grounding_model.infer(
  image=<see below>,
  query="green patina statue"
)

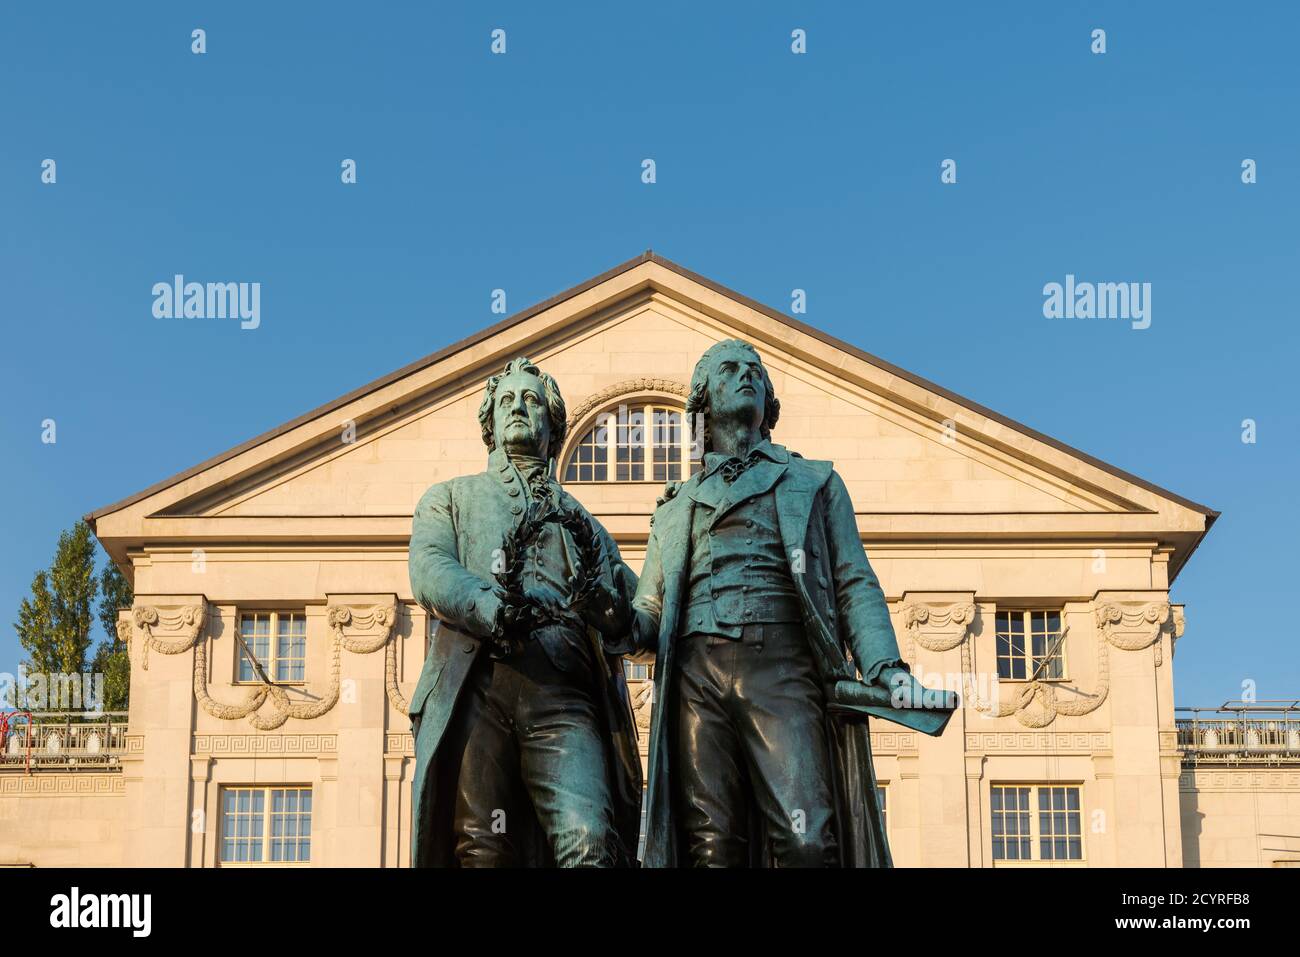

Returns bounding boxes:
[407,357,642,867]
[629,339,956,867]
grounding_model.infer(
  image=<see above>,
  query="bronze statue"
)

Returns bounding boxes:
[629,339,955,867]
[407,357,642,867]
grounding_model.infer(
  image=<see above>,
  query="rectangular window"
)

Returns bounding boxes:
[652,409,682,482]
[237,611,306,684]
[991,784,1082,863]
[995,610,1065,680]
[876,784,888,836]
[1036,785,1083,861]
[275,614,306,682]
[565,413,610,482]
[221,786,312,864]
[623,660,653,681]
[615,408,646,481]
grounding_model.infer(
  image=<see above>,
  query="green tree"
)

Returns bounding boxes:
[15,522,98,677]
[11,520,134,712]
[92,560,133,711]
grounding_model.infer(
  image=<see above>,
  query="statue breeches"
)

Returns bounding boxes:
[673,623,838,867]
[449,637,618,867]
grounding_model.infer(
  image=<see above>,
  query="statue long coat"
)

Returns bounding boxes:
[635,442,948,867]
[406,447,643,867]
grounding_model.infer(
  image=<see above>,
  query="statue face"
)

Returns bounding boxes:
[705,344,767,433]
[492,368,552,459]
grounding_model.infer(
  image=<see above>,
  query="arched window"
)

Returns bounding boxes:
[562,399,703,483]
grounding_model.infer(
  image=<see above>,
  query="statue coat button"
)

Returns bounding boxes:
[508,488,520,496]
[511,504,523,514]
[463,641,474,653]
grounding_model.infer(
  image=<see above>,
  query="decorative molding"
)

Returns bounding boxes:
[564,378,689,434]
[191,734,338,755]
[629,680,654,733]
[965,731,1111,754]
[385,733,414,756]
[961,623,1111,728]
[1180,770,1300,791]
[870,731,918,754]
[128,603,206,669]
[327,603,407,716]
[0,773,125,795]
[125,597,406,730]
[962,599,1181,729]
[1171,605,1186,659]
[194,600,399,730]
[1095,601,1181,666]
[900,601,976,659]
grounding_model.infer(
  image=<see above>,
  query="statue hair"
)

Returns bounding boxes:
[477,356,568,455]
[685,339,780,447]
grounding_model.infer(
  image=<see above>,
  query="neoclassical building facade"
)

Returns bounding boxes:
[3,254,1297,867]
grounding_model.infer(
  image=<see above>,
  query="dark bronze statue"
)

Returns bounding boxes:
[630,339,956,867]
[407,357,642,867]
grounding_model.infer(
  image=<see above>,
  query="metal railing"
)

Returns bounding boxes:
[0,712,128,772]
[1176,700,1300,767]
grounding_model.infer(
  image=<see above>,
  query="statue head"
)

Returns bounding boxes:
[478,356,567,461]
[686,339,780,451]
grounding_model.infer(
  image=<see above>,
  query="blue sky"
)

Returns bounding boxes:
[1,2,1296,706]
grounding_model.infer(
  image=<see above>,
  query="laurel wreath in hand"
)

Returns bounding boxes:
[491,499,606,652]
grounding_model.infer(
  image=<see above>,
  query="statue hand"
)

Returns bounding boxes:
[577,580,617,630]
[631,609,659,654]
[878,666,909,688]
[524,584,568,620]
[489,587,532,637]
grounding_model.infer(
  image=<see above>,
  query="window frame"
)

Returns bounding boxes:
[562,400,702,484]
[218,785,313,866]
[876,782,888,841]
[623,660,654,681]
[993,608,1068,682]
[234,610,307,686]
[989,783,1085,866]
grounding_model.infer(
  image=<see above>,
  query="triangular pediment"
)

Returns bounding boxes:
[89,253,1215,578]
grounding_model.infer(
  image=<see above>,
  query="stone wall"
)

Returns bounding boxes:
[0,775,126,867]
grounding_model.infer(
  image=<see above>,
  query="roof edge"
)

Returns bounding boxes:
[644,252,1218,521]
[86,251,657,526]
[87,250,1219,549]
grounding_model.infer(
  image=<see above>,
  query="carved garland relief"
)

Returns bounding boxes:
[898,599,1182,729]
[124,600,408,730]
